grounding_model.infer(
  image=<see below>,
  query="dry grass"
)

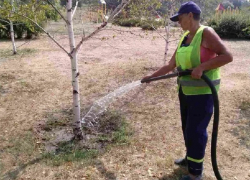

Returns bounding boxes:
[0,21,250,180]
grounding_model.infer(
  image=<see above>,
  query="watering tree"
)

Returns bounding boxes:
[1,0,131,140]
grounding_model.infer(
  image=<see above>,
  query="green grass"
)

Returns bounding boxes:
[97,121,132,144]
[42,110,72,131]
[42,141,99,166]
[239,100,250,111]
[7,131,35,158]
[0,48,37,59]
[95,110,133,145]
[112,121,132,144]
[42,110,133,166]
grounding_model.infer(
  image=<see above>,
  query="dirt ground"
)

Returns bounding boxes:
[0,23,250,180]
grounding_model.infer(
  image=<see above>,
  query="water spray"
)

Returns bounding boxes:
[81,81,142,126]
[141,70,223,180]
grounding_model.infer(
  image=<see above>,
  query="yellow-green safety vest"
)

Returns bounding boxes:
[176,25,220,95]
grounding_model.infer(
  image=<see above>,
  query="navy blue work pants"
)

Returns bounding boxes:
[178,87,214,176]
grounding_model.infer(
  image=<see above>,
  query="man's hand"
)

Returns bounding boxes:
[191,66,204,79]
[141,75,153,83]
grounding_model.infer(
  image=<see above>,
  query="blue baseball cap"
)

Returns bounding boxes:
[170,1,201,22]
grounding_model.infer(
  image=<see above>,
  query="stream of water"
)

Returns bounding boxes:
[81,80,142,127]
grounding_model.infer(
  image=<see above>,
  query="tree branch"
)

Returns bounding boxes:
[46,0,69,25]
[168,39,179,43]
[0,19,10,25]
[74,22,107,54]
[13,12,71,57]
[150,5,162,19]
[72,1,78,18]
[107,0,131,23]
[104,28,148,38]
[0,18,25,26]
[73,0,131,54]
[16,40,31,48]
[142,21,167,41]
[73,1,129,54]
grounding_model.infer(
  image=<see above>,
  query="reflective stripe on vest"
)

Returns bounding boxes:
[187,156,204,163]
[179,79,221,87]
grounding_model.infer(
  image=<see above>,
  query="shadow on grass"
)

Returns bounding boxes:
[1,107,131,180]
[0,156,117,180]
[0,157,43,180]
[94,160,117,180]
[159,166,187,180]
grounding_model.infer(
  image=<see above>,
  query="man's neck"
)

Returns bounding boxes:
[189,23,201,36]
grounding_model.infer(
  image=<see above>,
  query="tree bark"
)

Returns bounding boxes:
[10,0,17,54]
[66,0,84,140]
[163,0,174,65]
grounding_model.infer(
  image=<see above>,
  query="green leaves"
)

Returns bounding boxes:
[208,10,250,39]
[128,0,162,19]
[0,0,60,39]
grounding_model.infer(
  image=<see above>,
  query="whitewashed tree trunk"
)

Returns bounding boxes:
[66,0,84,140]
[163,30,169,65]
[163,0,174,65]
[10,0,17,54]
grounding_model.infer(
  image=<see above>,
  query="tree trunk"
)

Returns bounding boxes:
[66,0,84,140]
[163,1,174,65]
[10,0,17,55]
[163,12,171,64]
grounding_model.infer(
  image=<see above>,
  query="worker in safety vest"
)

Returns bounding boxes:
[142,1,233,180]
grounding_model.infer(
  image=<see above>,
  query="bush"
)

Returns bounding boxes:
[14,23,27,39]
[0,20,9,39]
[113,18,141,27]
[0,20,44,39]
[113,18,163,30]
[207,10,250,39]
[0,6,58,39]
[140,20,163,30]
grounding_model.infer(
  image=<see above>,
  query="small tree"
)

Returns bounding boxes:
[1,0,131,140]
[222,1,235,9]
[0,0,58,52]
[0,0,17,54]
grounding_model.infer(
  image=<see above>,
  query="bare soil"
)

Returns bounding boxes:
[0,24,250,180]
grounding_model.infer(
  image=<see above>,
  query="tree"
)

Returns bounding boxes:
[242,0,250,7]
[122,0,180,64]
[222,1,235,9]
[0,0,17,54]
[159,0,224,19]
[1,0,131,140]
[230,0,241,9]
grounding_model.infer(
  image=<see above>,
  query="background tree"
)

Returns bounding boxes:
[0,0,59,39]
[0,0,17,54]
[242,0,250,7]
[230,0,242,9]
[222,1,235,9]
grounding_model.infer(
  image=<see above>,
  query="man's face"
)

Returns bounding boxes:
[178,13,191,30]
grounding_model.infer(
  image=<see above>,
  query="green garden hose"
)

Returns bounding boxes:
[141,70,223,180]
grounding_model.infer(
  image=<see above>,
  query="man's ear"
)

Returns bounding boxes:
[188,12,193,19]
